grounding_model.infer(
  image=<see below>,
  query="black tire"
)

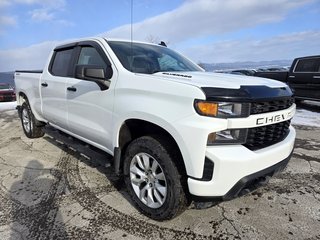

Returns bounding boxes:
[20,102,45,138]
[123,135,187,220]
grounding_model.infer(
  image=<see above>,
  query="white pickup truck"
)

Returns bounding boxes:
[15,37,296,220]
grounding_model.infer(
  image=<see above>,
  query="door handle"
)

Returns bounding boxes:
[288,76,295,78]
[41,82,48,87]
[313,76,320,79]
[67,87,77,92]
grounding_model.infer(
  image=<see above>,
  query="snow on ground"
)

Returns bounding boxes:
[291,100,320,127]
[304,100,320,107]
[291,106,320,127]
[292,109,320,127]
[0,101,17,112]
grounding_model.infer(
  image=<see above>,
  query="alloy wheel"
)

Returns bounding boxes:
[129,153,167,208]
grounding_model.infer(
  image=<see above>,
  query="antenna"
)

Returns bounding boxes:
[130,0,134,72]
[131,0,133,44]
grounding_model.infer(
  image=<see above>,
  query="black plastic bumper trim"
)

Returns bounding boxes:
[189,157,214,182]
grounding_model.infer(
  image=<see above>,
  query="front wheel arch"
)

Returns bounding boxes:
[117,119,187,179]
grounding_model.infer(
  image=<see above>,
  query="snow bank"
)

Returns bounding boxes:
[304,100,320,107]
[292,109,320,127]
[0,101,17,112]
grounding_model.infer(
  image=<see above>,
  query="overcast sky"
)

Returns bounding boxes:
[0,0,319,71]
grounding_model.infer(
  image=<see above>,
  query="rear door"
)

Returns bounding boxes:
[41,45,76,129]
[288,57,320,100]
[66,41,116,152]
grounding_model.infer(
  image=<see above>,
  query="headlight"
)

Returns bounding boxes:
[194,100,249,118]
[194,100,249,145]
[218,102,244,118]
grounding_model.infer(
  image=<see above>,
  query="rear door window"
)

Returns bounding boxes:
[294,58,320,73]
[50,48,74,77]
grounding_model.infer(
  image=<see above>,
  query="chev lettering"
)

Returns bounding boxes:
[256,111,294,126]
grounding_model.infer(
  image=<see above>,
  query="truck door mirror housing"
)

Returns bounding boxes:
[75,64,113,90]
[85,67,105,80]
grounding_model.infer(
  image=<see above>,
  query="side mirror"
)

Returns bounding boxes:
[75,64,113,90]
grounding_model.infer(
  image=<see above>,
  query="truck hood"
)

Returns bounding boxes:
[153,71,286,89]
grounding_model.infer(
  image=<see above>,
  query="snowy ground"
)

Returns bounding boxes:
[0,100,319,127]
[0,101,16,112]
[292,109,320,127]
[292,101,320,127]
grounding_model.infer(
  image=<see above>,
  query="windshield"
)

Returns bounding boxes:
[107,41,203,74]
[0,84,10,90]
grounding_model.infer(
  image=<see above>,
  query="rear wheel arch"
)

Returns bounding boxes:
[18,92,46,137]
[20,101,45,138]
[18,92,28,104]
[18,92,46,124]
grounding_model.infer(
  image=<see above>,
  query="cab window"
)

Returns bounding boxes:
[294,58,320,73]
[77,47,107,68]
[51,48,73,77]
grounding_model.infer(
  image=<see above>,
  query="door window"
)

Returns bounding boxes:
[50,48,73,77]
[78,47,107,68]
[294,58,320,73]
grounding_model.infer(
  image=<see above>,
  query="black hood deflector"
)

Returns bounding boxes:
[201,85,293,102]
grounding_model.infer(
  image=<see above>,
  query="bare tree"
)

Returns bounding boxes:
[145,35,170,46]
[145,35,161,44]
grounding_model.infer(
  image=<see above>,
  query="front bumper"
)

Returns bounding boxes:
[187,126,295,197]
[222,150,292,200]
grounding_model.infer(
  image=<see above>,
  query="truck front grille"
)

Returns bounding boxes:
[250,97,294,115]
[244,120,291,151]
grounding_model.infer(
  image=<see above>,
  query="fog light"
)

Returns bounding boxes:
[207,132,216,144]
[207,129,247,145]
[216,129,240,141]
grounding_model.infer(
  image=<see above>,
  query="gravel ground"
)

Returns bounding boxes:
[0,108,319,240]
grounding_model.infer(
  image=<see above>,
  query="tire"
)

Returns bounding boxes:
[20,102,45,138]
[123,135,187,220]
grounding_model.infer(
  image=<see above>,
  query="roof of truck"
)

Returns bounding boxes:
[54,37,164,50]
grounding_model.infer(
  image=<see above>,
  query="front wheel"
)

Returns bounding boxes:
[20,102,45,138]
[123,136,187,220]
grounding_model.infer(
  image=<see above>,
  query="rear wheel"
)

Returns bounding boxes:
[123,136,187,220]
[20,102,45,138]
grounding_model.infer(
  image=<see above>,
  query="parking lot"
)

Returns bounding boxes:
[0,105,319,240]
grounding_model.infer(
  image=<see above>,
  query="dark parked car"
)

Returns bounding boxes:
[0,83,16,102]
[254,55,320,102]
[230,69,256,76]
